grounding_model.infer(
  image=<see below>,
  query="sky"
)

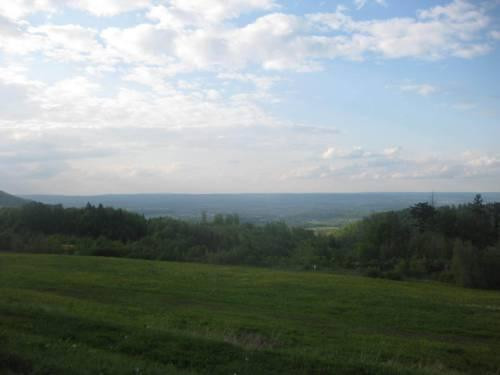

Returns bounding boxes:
[0,0,499,194]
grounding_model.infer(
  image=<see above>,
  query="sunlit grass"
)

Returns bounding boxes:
[1,253,499,374]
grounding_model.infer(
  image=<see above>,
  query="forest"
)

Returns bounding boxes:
[0,195,499,289]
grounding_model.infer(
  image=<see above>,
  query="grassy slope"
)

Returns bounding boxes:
[1,254,499,375]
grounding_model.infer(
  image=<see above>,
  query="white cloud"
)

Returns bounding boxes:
[147,0,277,30]
[169,0,276,21]
[0,1,494,73]
[310,0,491,60]
[31,24,98,51]
[0,65,45,120]
[29,24,109,63]
[0,18,45,55]
[0,1,56,20]
[101,24,176,65]
[280,165,324,180]
[321,145,401,161]
[354,0,387,10]
[217,72,280,92]
[383,147,401,158]
[0,15,22,36]
[69,0,151,17]
[398,83,438,96]
[453,102,477,111]
[418,0,484,24]
[0,68,284,132]
[490,30,500,40]
[464,152,500,170]
[149,0,492,72]
[288,147,500,183]
[123,66,179,94]
[44,76,100,100]
[322,147,335,159]
[230,13,309,70]
[170,12,307,71]
[146,5,189,31]
[0,0,151,20]
[0,0,499,193]
[321,146,373,160]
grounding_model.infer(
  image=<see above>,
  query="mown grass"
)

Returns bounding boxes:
[1,253,499,374]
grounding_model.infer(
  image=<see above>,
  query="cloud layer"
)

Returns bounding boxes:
[1,0,495,71]
[0,0,499,193]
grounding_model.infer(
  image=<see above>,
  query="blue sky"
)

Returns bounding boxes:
[0,0,499,194]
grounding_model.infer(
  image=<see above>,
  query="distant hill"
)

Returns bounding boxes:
[22,192,500,226]
[0,190,29,208]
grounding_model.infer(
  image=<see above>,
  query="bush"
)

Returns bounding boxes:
[451,240,485,288]
[383,271,403,281]
[438,271,454,283]
[481,245,500,289]
[363,267,381,278]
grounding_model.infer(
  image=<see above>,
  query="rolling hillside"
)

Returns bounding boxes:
[0,191,28,208]
[1,253,499,374]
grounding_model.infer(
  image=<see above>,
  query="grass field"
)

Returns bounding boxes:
[1,253,500,374]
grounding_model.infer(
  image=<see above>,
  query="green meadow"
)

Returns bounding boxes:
[1,253,500,374]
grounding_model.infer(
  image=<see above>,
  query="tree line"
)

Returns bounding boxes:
[0,202,335,269]
[0,196,499,289]
[0,202,147,242]
[335,195,500,288]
